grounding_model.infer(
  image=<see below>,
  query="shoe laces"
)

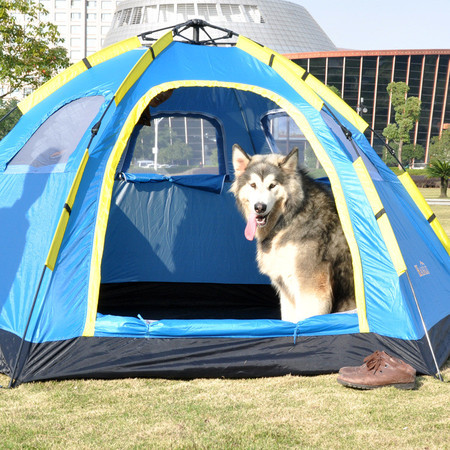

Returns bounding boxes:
[363,351,387,374]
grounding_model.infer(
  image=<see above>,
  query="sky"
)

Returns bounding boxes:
[291,0,450,50]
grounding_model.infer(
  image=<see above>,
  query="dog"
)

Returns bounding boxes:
[231,144,356,322]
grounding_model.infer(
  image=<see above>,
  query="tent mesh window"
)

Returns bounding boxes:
[121,114,224,177]
[263,111,325,177]
[7,96,105,172]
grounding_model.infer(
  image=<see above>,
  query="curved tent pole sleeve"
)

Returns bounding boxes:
[115,31,173,106]
[6,97,115,388]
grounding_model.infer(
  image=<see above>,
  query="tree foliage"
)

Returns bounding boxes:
[0,98,21,139]
[426,159,450,198]
[382,82,421,168]
[0,0,69,99]
[428,129,450,163]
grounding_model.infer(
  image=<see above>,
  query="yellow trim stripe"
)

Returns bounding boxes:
[82,79,368,336]
[115,32,173,106]
[398,172,450,254]
[45,149,90,271]
[353,157,407,276]
[18,36,142,115]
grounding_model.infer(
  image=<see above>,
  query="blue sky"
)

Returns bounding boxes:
[291,0,450,50]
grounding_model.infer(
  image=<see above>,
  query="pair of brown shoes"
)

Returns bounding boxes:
[337,351,416,390]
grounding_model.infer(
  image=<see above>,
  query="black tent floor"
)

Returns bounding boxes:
[98,282,282,320]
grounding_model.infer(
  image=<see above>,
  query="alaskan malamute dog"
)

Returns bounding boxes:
[231,144,356,322]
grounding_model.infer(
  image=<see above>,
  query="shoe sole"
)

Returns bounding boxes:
[337,378,416,390]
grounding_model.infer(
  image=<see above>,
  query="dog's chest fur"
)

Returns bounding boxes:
[256,230,299,280]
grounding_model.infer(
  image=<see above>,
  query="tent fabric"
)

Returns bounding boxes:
[0,27,448,385]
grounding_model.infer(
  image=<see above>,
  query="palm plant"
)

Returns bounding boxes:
[426,160,450,198]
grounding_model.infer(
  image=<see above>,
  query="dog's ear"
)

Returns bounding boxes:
[232,144,251,177]
[279,147,299,173]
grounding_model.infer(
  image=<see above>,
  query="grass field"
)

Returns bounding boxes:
[0,189,449,450]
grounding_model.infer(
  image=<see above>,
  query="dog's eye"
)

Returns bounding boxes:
[268,183,277,190]
[250,183,256,189]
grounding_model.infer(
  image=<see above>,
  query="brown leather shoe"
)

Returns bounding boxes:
[337,351,416,390]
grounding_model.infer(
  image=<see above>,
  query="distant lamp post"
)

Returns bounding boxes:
[152,117,163,170]
[356,97,368,116]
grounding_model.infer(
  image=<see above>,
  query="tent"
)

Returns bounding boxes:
[0,22,448,386]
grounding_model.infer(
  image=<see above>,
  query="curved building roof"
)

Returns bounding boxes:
[103,0,337,53]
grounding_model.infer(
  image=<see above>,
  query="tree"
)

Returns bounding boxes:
[0,0,69,99]
[402,143,424,167]
[382,82,421,168]
[0,98,21,139]
[428,129,450,163]
[426,130,450,197]
[157,126,193,164]
[426,159,450,198]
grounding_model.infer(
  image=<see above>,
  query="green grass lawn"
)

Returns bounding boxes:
[0,367,449,449]
[420,187,450,233]
[0,189,449,450]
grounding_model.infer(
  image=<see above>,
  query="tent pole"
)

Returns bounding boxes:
[7,266,47,388]
[369,126,407,171]
[232,90,257,155]
[0,106,19,124]
[405,271,443,381]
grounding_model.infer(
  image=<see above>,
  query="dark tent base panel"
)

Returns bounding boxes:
[1,316,448,385]
[98,282,282,320]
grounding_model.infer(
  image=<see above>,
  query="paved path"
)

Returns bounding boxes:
[425,198,450,206]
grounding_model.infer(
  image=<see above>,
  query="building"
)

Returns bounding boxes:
[286,49,450,162]
[102,0,336,53]
[37,0,121,62]
[6,1,449,162]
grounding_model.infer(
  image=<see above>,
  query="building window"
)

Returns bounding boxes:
[244,5,264,23]
[55,12,66,21]
[87,38,97,50]
[87,13,97,21]
[101,13,112,23]
[197,3,218,21]
[158,4,175,22]
[71,12,81,20]
[143,5,157,23]
[70,50,82,61]
[220,4,245,22]
[102,1,112,8]
[130,7,143,25]
[71,25,81,33]
[118,8,132,26]
[177,3,196,21]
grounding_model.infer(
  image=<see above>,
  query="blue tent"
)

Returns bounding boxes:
[0,23,448,385]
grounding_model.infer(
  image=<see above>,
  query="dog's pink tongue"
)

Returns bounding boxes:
[245,213,257,241]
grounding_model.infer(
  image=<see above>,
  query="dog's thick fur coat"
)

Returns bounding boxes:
[231,144,356,322]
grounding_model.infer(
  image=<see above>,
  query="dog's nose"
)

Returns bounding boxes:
[254,203,267,214]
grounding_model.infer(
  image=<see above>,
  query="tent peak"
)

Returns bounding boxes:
[139,20,239,47]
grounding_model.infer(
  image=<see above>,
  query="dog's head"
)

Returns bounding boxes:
[231,144,299,240]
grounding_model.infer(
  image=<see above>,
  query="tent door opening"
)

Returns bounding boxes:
[96,86,353,323]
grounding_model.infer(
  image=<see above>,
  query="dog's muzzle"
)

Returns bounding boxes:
[254,203,269,227]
